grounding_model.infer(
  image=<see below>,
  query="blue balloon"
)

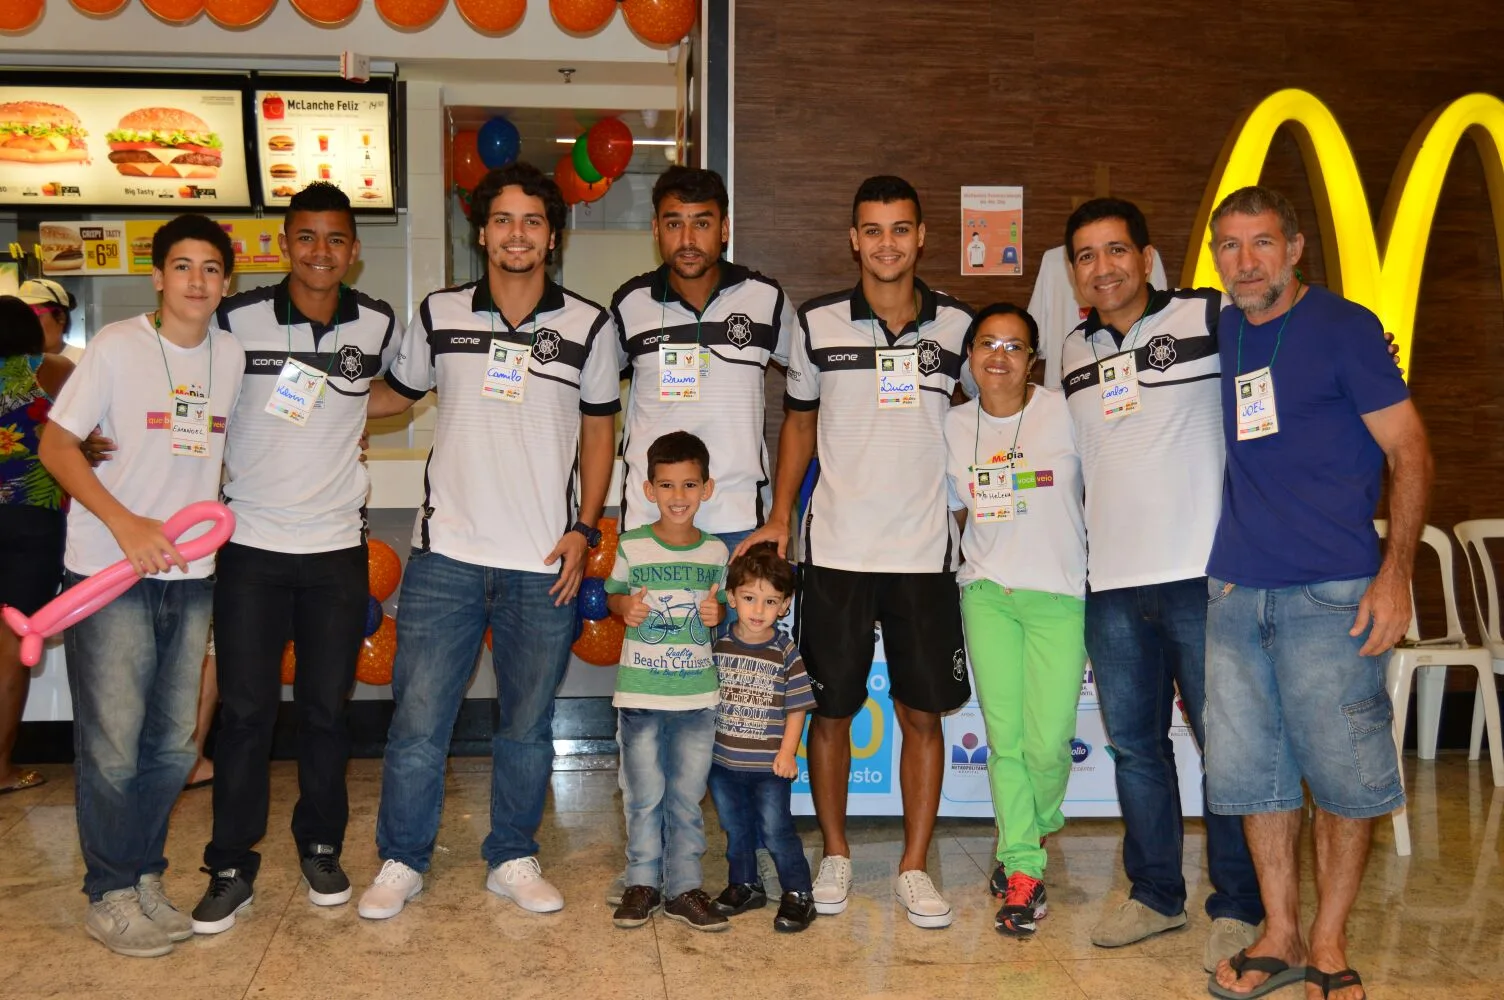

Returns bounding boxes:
[364,595,383,637]
[477,117,521,169]
[577,577,609,622]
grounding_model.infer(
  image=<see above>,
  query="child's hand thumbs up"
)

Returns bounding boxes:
[623,586,652,627]
[700,584,723,630]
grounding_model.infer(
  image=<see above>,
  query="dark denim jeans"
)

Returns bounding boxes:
[707,762,812,894]
[64,573,213,901]
[375,549,574,871]
[1084,577,1263,924]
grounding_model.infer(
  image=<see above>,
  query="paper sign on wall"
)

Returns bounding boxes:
[962,186,1024,276]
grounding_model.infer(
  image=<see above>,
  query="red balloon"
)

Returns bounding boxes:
[572,613,625,667]
[621,0,696,45]
[452,130,488,191]
[586,118,634,180]
[280,641,296,685]
[368,539,403,602]
[584,516,619,578]
[355,615,398,685]
[549,0,615,33]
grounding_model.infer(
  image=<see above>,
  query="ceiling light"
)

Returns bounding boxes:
[553,137,676,146]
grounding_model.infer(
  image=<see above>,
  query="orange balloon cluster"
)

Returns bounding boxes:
[355,615,398,685]
[554,153,610,207]
[571,516,623,666]
[375,0,446,28]
[71,0,131,14]
[584,515,619,577]
[205,0,276,26]
[368,539,403,602]
[621,0,695,45]
[549,0,612,33]
[455,0,524,32]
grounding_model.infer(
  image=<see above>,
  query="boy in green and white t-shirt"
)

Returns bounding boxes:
[606,431,729,932]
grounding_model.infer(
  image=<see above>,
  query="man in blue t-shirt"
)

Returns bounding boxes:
[1202,186,1432,1000]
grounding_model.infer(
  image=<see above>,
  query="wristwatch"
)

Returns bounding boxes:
[570,520,603,548]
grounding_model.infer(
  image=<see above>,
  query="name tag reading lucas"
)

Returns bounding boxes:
[482,340,530,403]
[170,392,211,457]
[1098,353,1141,420]
[875,348,919,409]
[264,357,327,426]
[659,343,700,402]
[972,464,1016,522]
[1235,366,1279,440]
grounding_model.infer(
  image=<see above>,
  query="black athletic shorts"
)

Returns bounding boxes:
[794,564,968,718]
[0,505,65,616]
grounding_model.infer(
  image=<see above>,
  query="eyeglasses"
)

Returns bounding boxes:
[974,338,1031,355]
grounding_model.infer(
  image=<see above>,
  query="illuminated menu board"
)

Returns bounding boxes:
[253,89,394,211]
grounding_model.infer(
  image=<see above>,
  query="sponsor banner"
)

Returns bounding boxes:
[40,218,288,277]
[791,628,901,816]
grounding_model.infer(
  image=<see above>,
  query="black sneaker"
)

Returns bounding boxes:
[301,844,352,906]
[613,885,662,929]
[191,867,254,935]
[663,888,730,932]
[711,881,767,916]
[773,890,816,933]
[995,872,1048,937]
[989,862,1008,899]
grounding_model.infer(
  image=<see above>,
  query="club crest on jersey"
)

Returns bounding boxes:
[917,338,943,375]
[534,328,561,363]
[338,345,364,380]
[725,312,753,347]
[1146,334,1178,371]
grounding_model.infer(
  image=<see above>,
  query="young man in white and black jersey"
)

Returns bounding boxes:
[356,162,620,921]
[1056,198,1263,971]
[740,176,971,929]
[189,183,401,936]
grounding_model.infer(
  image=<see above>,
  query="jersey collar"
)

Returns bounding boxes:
[1081,285,1172,346]
[649,260,749,315]
[274,278,359,335]
[471,276,567,320]
[849,276,939,335]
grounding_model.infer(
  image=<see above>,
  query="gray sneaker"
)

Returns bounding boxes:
[86,888,174,958]
[135,873,193,942]
[1090,898,1188,948]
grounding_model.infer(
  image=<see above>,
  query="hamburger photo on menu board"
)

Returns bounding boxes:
[0,101,89,164]
[41,224,84,272]
[106,107,224,179]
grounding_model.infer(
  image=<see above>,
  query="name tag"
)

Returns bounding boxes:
[1098,352,1140,420]
[264,357,327,426]
[876,348,919,409]
[1235,366,1279,440]
[659,342,700,401]
[170,392,211,457]
[482,339,530,402]
[972,463,1015,522]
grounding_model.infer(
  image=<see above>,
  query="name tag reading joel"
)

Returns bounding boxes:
[170,392,211,457]
[659,343,700,401]
[265,357,327,426]
[972,464,1016,522]
[1235,366,1279,440]
[482,339,530,403]
[875,347,919,409]
[1098,353,1141,420]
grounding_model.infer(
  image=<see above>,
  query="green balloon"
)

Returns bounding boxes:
[572,134,604,184]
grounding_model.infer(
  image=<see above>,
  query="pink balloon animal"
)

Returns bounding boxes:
[2,501,236,668]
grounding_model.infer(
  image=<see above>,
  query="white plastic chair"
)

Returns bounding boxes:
[1454,520,1504,765]
[1374,521,1504,857]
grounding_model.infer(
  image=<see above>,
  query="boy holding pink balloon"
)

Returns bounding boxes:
[38,214,245,959]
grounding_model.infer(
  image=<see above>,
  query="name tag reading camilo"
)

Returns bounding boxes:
[659,343,700,401]
[1235,366,1279,440]
[265,357,327,426]
[876,348,919,409]
[972,464,1016,522]
[482,340,530,403]
[170,392,211,457]
[1098,353,1141,420]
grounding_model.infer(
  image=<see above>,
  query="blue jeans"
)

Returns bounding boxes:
[375,549,575,870]
[619,707,715,898]
[707,763,811,893]
[63,573,213,900]
[1084,578,1262,924]
[1205,576,1402,819]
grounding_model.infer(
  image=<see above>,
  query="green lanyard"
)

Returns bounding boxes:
[660,280,707,347]
[971,385,1029,473]
[153,310,213,401]
[867,289,923,349]
[490,300,539,346]
[1235,282,1301,375]
[287,288,343,375]
[1088,297,1153,364]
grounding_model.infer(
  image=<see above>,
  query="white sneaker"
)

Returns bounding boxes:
[811,855,853,915]
[893,869,953,929]
[357,860,423,920]
[486,857,564,913]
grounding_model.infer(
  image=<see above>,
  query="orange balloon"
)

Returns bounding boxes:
[205,0,276,26]
[621,0,695,45]
[368,539,403,602]
[579,175,611,204]
[355,615,398,685]
[554,153,585,205]
[0,0,43,30]
[71,0,131,14]
[483,626,493,650]
[141,0,206,23]
[289,0,358,24]
[572,613,625,667]
[280,641,296,685]
[549,0,613,33]
[455,0,523,32]
[453,130,488,191]
[375,0,445,28]
[585,516,618,578]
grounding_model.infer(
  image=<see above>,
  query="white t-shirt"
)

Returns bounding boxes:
[1030,244,1168,390]
[945,388,1085,597]
[48,314,245,578]
[612,262,793,534]
[218,282,401,553]
[386,278,622,573]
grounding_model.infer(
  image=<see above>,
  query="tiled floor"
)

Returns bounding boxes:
[0,753,1497,999]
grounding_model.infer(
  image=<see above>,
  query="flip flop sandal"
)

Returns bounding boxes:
[1207,949,1308,1000]
[1306,967,1363,998]
[0,770,46,795]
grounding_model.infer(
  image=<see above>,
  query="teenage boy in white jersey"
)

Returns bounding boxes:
[40,215,245,958]
[741,176,971,929]
[190,183,401,935]
[356,162,620,920]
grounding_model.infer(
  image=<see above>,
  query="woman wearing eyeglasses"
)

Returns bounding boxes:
[943,302,1087,939]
